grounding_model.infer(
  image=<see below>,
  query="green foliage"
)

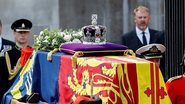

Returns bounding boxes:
[33,28,83,51]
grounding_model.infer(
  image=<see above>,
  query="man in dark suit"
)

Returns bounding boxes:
[122,6,159,52]
[0,19,15,102]
[155,30,165,45]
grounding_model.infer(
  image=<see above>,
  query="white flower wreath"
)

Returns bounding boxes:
[33,28,83,51]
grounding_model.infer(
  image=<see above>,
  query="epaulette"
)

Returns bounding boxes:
[167,75,183,82]
[0,46,12,57]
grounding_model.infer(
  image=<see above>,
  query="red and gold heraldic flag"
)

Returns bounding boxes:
[58,55,171,104]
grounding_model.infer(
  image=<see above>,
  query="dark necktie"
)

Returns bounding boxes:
[142,31,147,45]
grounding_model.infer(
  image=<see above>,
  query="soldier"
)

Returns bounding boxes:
[0,19,32,102]
[166,52,185,104]
[5,18,33,80]
[6,19,41,104]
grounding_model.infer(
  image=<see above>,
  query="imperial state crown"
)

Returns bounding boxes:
[82,14,106,44]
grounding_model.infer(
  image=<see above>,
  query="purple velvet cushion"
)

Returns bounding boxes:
[59,42,128,55]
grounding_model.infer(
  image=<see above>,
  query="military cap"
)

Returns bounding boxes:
[11,19,32,32]
[136,44,166,59]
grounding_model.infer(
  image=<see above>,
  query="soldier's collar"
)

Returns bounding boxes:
[15,43,31,51]
[15,43,23,51]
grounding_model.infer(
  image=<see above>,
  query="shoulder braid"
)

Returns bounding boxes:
[5,51,21,80]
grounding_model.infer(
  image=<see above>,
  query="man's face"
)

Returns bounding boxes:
[134,11,150,31]
[14,31,30,45]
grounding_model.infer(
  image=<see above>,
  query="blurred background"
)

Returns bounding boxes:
[0,0,59,45]
[0,0,164,45]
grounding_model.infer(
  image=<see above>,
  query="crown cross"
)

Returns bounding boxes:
[91,14,98,26]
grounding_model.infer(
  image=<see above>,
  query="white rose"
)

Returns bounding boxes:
[43,39,48,43]
[72,31,83,37]
[63,34,72,42]
[36,40,41,44]
[45,36,49,40]
[72,39,81,43]
[60,32,65,37]
[52,39,57,45]
[72,33,78,37]
[78,31,83,36]
[38,35,43,40]
[40,31,44,35]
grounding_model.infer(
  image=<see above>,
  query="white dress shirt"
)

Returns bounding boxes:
[136,27,150,45]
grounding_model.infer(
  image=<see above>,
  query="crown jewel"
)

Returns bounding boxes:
[82,14,106,44]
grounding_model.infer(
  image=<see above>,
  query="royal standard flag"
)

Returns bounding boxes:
[58,55,171,104]
[106,56,172,104]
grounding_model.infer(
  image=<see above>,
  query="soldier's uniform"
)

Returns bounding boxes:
[6,19,32,80]
[5,44,24,80]
[166,53,185,104]
[166,75,185,104]
[0,19,32,102]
